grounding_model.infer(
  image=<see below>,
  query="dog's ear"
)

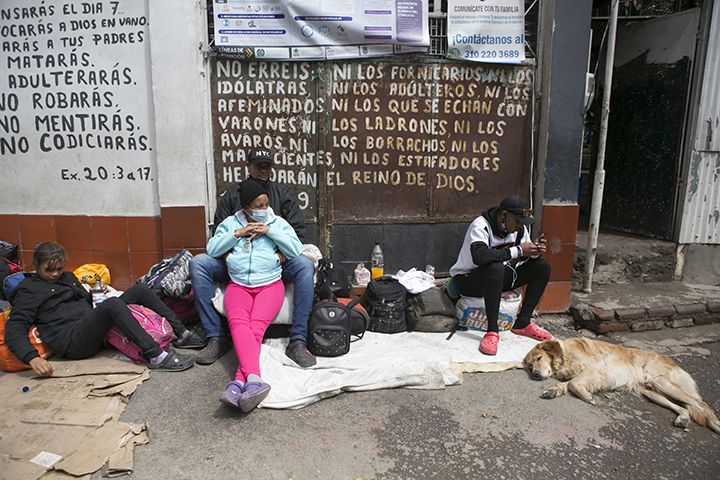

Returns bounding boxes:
[540,340,563,368]
[539,340,559,354]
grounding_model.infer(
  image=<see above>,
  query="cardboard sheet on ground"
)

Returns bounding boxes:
[0,351,150,480]
[259,330,536,409]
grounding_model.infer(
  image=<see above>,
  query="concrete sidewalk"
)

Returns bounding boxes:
[106,279,720,479]
[111,320,720,480]
[571,281,720,311]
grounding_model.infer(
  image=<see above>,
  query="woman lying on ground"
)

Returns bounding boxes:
[206,181,302,412]
[6,242,207,376]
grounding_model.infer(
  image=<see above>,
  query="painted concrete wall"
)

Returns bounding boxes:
[1,0,160,216]
[148,0,209,210]
[0,0,210,290]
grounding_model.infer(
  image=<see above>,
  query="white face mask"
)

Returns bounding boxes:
[250,208,269,222]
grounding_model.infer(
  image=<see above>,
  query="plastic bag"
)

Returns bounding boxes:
[353,263,371,286]
[73,263,111,286]
[455,289,522,331]
[0,307,54,372]
[0,240,19,263]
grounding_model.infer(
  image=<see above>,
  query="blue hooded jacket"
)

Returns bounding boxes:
[206,207,302,287]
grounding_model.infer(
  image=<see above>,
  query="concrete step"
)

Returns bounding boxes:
[569,281,720,334]
[573,230,676,287]
[568,230,720,334]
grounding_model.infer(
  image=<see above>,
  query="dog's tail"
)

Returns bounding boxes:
[651,372,720,435]
[688,402,720,435]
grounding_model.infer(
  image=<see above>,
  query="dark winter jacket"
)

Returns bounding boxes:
[6,272,92,364]
[213,177,306,242]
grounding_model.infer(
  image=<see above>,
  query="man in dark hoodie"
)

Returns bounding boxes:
[189,147,317,367]
[449,195,551,356]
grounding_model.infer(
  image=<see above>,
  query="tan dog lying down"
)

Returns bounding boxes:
[523,338,720,434]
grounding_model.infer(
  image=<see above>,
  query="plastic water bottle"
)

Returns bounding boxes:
[370,243,384,279]
[92,280,107,308]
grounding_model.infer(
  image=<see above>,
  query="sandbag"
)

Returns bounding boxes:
[406,287,458,332]
[455,289,522,331]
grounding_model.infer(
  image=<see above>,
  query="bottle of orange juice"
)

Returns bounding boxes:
[370,242,384,279]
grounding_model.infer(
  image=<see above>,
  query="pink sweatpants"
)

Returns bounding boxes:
[224,280,284,382]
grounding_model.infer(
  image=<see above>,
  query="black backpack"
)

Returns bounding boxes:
[314,258,353,300]
[364,276,408,334]
[307,296,362,357]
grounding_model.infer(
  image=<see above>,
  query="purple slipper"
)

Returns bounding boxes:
[239,381,271,412]
[219,381,244,408]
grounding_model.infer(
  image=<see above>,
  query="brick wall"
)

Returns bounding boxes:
[0,207,207,290]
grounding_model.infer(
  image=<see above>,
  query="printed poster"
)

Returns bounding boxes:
[212,0,429,51]
[447,0,525,64]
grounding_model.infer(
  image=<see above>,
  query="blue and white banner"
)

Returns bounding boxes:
[213,0,429,53]
[447,0,525,64]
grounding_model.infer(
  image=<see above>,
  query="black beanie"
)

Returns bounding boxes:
[238,180,268,208]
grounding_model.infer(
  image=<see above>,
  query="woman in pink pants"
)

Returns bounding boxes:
[206,181,302,412]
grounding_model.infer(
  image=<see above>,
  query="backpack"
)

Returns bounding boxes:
[335,297,370,338]
[0,240,19,263]
[314,258,353,300]
[3,271,25,302]
[103,304,173,364]
[406,287,458,332]
[364,276,408,334]
[307,296,362,357]
[0,260,21,301]
[136,250,193,299]
[163,291,199,325]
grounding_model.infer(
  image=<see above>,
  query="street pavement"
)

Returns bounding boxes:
[106,317,720,480]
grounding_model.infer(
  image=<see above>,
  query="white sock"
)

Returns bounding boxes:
[150,351,168,365]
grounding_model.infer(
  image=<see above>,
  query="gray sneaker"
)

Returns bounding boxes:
[285,340,317,367]
[195,336,232,365]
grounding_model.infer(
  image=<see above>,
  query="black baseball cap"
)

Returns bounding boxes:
[248,147,272,164]
[499,195,535,225]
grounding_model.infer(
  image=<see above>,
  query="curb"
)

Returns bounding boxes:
[569,301,720,334]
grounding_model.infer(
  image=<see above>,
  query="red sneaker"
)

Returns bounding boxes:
[511,322,552,341]
[479,332,499,355]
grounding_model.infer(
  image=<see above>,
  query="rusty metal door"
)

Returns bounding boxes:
[209,57,533,254]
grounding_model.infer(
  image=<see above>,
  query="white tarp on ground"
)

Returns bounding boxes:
[258,329,538,409]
